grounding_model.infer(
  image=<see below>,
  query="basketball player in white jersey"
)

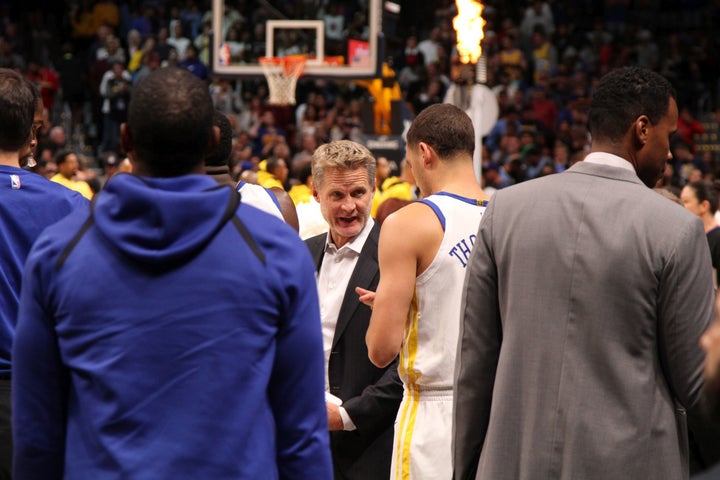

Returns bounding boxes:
[205,110,298,231]
[359,103,490,479]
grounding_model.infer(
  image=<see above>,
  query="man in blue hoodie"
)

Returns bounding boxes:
[12,67,332,479]
[0,69,88,479]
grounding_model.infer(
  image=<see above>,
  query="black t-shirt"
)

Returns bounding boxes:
[706,226,720,285]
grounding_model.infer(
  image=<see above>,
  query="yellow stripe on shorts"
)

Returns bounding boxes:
[395,289,420,480]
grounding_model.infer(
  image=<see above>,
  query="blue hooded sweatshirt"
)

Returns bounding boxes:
[12,173,332,479]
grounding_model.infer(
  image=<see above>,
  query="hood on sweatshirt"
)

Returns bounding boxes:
[93,173,238,264]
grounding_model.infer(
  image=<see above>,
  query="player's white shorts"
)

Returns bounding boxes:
[390,385,453,480]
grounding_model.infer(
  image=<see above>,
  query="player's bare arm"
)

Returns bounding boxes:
[365,203,442,367]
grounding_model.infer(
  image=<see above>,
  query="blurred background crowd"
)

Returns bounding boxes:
[2,0,720,202]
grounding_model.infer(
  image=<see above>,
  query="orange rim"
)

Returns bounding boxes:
[259,55,306,77]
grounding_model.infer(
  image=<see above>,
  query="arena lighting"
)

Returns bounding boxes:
[453,0,485,65]
[445,0,498,183]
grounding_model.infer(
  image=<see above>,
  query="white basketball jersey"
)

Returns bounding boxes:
[237,181,284,221]
[398,192,487,389]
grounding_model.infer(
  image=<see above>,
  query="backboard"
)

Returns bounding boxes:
[211,0,382,79]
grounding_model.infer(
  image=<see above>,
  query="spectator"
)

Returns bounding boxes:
[520,0,555,39]
[677,106,705,154]
[133,51,161,85]
[288,162,313,205]
[91,0,120,33]
[50,150,94,200]
[371,155,392,218]
[194,20,213,65]
[178,44,207,80]
[0,37,25,71]
[39,125,66,158]
[128,5,154,38]
[24,58,59,113]
[417,27,443,66]
[291,132,317,176]
[635,29,659,70]
[497,34,527,78]
[96,34,126,66]
[259,155,289,190]
[396,35,424,89]
[250,110,287,158]
[680,180,720,287]
[99,59,131,155]
[56,42,87,135]
[371,156,415,217]
[128,35,155,74]
[529,84,558,132]
[167,20,190,61]
[126,29,142,60]
[486,105,522,155]
[482,161,504,194]
[70,0,97,49]
[529,25,558,84]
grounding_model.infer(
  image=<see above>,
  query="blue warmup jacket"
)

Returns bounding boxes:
[0,165,88,375]
[12,173,332,479]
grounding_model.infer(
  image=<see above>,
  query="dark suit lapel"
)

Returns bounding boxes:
[306,232,328,273]
[332,222,380,349]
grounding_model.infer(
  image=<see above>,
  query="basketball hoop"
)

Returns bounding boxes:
[259,55,307,106]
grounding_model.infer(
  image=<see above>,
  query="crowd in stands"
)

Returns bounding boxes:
[2,0,720,205]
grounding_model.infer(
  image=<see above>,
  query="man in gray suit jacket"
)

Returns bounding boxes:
[306,140,402,479]
[454,67,715,480]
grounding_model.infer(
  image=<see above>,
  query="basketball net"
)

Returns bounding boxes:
[259,55,307,106]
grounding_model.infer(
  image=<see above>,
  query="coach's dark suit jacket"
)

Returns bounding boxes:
[306,223,403,480]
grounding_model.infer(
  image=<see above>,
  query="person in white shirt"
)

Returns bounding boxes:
[305,140,402,479]
[167,20,190,61]
[417,27,442,66]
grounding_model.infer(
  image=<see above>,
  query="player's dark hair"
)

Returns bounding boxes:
[686,180,720,214]
[129,67,213,176]
[589,67,676,144]
[406,103,475,159]
[0,68,35,151]
[205,110,233,167]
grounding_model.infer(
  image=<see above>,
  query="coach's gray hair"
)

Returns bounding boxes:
[311,140,376,189]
